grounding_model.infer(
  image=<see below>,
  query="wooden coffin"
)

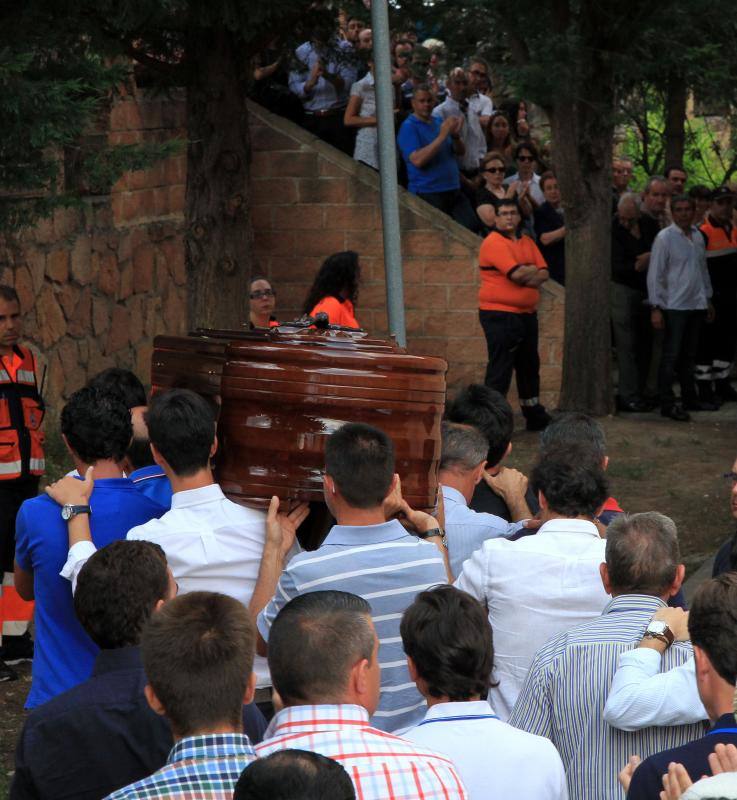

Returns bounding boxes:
[151,326,447,514]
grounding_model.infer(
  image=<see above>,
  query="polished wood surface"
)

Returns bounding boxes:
[151,326,447,514]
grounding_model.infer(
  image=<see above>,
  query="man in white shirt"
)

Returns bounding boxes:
[466,57,494,128]
[439,422,529,578]
[455,446,610,720]
[402,584,567,800]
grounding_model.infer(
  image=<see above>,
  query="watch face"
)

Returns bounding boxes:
[61,505,72,521]
[648,621,667,635]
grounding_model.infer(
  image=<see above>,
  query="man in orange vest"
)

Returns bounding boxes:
[0,284,44,681]
[696,186,737,405]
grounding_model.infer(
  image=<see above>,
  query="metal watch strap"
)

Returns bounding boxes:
[417,527,443,540]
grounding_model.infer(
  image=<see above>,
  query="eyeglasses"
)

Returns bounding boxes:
[497,210,520,218]
[724,472,737,485]
[517,155,534,162]
[483,167,505,174]
[250,289,275,299]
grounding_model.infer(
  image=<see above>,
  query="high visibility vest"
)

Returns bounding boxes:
[700,218,737,260]
[0,345,45,479]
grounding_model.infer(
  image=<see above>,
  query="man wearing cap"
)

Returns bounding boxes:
[695,186,737,405]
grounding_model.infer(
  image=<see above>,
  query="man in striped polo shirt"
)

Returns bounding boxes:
[252,422,448,733]
[510,512,705,800]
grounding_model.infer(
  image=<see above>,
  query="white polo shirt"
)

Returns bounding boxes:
[404,700,568,800]
[455,518,609,720]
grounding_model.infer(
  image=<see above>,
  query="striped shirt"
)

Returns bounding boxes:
[255,704,467,800]
[441,485,523,578]
[257,520,448,732]
[105,733,256,799]
[509,594,707,800]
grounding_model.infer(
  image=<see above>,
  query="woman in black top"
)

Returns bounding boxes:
[534,172,566,285]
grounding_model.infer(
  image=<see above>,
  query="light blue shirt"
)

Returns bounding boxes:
[509,594,706,800]
[647,223,712,310]
[288,40,356,112]
[257,519,447,733]
[441,485,523,578]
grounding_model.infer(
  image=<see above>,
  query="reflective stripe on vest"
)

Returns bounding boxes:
[0,370,9,383]
[0,459,22,475]
[29,457,45,472]
[15,369,36,385]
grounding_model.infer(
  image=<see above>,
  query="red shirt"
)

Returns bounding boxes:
[478,231,547,313]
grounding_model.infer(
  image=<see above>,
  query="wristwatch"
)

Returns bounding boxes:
[61,504,92,521]
[417,527,448,548]
[643,619,675,647]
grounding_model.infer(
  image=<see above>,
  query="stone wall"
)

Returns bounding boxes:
[248,102,564,407]
[0,87,187,410]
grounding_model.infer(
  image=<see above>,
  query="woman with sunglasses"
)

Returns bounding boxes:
[476,151,515,234]
[248,276,279,329]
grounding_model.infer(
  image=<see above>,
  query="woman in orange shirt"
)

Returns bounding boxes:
[303,251,361,329]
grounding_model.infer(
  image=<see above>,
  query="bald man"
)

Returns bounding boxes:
[125,406,173,509]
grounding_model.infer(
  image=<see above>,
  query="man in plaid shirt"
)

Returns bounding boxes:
[256,590,467,799]
[106,591,257,799]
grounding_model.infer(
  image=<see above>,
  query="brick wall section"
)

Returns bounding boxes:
[248,102,564,407]
[0,88,187,408]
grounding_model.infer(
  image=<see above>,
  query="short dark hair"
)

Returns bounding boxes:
[0,285,19,304]
[496,197,522,216]
[514,140,538,161]
[439,422,488,471]
[126,436,156,470]
[665,164,687,179]
[689,573,737,686]
[605,512,680,596]
[540,171,557,192]
[61,385,132,464]
[689,184,712,201]
[141,591,255,736]
[233,750,355,800]
[324,423,394,508]
[401,585,494,701]
[531,447,608,517]
[671,194,694,210]
[268,591,374,706]
[145,389,215,476]
[445,384,513,467]
[540,412,607,463]
[87,368,147,410]
[75,540,169,649]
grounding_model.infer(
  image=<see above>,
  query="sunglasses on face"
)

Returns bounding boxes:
[250,289,275,300]
[517,155,534,162]
[724,471,737,485]
[483,167,505,174]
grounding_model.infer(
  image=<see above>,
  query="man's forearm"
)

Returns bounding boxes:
[248,544,286,620]
[68,515,93,547]
[506,495,532,522]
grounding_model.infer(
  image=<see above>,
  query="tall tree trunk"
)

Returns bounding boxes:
[551,84,615,415]
[185,26,252,330]
[664,72,687,170]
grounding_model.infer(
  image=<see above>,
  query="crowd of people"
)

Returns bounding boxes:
[3,283,737,797]
[249,15,737,427]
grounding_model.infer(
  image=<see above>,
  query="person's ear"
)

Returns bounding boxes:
[354,657,372,698]
[503,441,512,461]
[406,655,419,683]
[538,490,547,510]
[210,434,218,459]
[472,461,486,486]
[154,598,166,613]
[599,562,613,595]
[243,671,257,706]
[323,474,337,496]
[668,564,686,597]
[61,434,75,459]
[144,684,167,717]
[150,444,165,469]
[602,455,609,471]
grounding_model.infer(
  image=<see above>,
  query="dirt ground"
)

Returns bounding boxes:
[1,411,736,794]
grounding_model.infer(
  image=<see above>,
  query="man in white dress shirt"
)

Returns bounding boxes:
[402,584,567,800]
[439,422,529,578]
[455,446,610,720]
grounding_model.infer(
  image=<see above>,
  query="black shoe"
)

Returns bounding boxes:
[683,400,720,412]
[616,398,652,413]
[0,632,33,664]
[525,410,552,431]
[661,404,691,422]
[697,383,722,406]
[0,658,18,682]
[716,382,737,403]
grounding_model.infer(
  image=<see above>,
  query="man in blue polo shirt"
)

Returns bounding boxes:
[251,422,449,733]
[397,84,476,230]
[14,386,165,708]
